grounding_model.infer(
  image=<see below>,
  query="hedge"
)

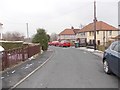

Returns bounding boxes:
[0,41,23,50]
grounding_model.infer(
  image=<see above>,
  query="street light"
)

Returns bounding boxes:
[118,25,120,35]
[0,23,3,40]
[93,1,97,50]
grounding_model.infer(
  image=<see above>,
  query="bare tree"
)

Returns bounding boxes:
[50,33,58,41]
[3,31,24,41]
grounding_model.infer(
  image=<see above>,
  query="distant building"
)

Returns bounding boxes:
[76,21,119,46]
[58,26,79,42]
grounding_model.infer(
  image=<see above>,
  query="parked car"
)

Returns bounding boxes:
[59,40,70,47]
[48,42,52,46]
[103,40,120,77]
[52,41,59,46]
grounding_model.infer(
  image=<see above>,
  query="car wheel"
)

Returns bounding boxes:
[103,60,111,74]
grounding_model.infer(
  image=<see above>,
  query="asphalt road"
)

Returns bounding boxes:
[16,46,119,88]
[1,50,53,89]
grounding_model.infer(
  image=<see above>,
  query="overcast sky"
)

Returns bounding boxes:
[0,0,119,37]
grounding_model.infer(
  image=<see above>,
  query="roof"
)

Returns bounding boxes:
[73,29,80,34]
[59,28,80,35]
[78,21,118,33]
[59,29,75,35]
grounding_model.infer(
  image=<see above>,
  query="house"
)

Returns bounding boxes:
[58,26,80,42]
[76,21,119,46]
[0,23,3,40]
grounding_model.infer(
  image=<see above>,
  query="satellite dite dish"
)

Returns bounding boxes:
[0,46,4,52]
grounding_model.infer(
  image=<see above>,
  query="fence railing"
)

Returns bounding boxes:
[1,45,41,71]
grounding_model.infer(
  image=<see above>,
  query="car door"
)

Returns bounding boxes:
[109,42,120,76]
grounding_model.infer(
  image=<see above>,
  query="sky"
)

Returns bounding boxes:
[0,0,119,37]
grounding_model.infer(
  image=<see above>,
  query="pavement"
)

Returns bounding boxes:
[76,47,104,58]
[1,48,54,89]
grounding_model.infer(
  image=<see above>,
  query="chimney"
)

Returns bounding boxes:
[71,26,74,29]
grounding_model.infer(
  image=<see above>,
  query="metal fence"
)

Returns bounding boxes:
[1,45,41,71]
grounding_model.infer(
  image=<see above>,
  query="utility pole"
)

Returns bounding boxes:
[94,1,97,50]
[118,1,120,35]
[0,23,3,40]
[26,23,29,38]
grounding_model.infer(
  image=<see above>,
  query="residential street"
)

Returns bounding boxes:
[16,46,119,88]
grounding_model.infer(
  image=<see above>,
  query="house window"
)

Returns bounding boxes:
[83,32,85,36]
[92,32,94,36]
[97,31,99,34]
[109,31,112,35]
[89,32,91,36]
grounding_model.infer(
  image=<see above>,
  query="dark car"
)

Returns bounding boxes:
[103,40,120,77]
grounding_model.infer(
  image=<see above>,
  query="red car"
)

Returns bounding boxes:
[52,41,59,46]
[59,40,70,47]
[48,42,52,46]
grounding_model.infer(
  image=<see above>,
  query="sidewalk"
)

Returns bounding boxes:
[1,49,54,89]
[77,47,104,58]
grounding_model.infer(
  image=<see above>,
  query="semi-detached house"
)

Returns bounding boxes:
[76,21,119,46]
[58,27,79,42]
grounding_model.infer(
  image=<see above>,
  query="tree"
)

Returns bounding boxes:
[3,31,24,41]
[50,33,58,41]
[32,28,48,51]
[47,34,50,42]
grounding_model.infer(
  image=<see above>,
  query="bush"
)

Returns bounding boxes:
[97,45,105,51]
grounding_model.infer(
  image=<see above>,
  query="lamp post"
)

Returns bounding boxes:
[93,1,97,50]
[26,23,29,39]
[0,23,3,40]
[118,25,120,35]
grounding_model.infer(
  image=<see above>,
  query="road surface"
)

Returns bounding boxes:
[16,46,119,88]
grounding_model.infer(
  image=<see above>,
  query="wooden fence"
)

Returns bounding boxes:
[1,45,41,71]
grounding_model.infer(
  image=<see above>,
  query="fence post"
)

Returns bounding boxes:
[22,47,25,61]
[27,45,30,58]
[4,51,9,69]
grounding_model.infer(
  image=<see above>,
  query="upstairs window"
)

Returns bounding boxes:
[97,31,99,34]
[109,31,112,35]
[89,32,92,36]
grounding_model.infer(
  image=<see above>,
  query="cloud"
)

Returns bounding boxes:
[0,0,118,37]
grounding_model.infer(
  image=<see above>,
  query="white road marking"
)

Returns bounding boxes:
[10,50,55,90]
[11,70,16,74]
[1,77,4,79]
